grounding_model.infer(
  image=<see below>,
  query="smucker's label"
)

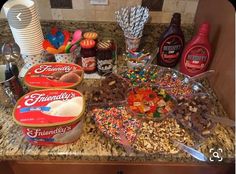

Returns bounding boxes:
[81,56,96,71]
[24,63,83,89]
[14,89,84,126]
[160,35,183,64]
[184,45,209,73]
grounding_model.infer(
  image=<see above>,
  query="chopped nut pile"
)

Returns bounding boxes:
[175,94,215,137]
[132,118,194,154]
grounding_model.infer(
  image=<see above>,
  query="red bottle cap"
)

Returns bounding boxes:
[97,41,111,50]
[83,32,98,40]
[80,39,95,49]
[198,22,210,35]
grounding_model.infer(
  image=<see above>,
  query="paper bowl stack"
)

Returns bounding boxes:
[3,0,44,77]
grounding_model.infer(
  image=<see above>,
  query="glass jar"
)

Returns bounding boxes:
[80,39,97,74]
[101,38,117,64]
[97,41,113,75]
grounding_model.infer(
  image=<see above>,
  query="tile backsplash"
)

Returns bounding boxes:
[0,0,199,23]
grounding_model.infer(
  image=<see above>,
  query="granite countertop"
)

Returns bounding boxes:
[0,78,234,163]
[0,19,235,163]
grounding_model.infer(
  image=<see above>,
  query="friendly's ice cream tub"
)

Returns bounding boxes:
[13,89,85,146]
[24,62,84,90]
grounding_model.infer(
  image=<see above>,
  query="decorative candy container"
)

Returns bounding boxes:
[125,51,150,69]
[80,39,97,74]
[180,22,212,77]
[157,13,185,67]
[96,41,113,75]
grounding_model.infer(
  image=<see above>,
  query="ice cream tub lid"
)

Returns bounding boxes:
[24,63,84,90]
[13,89,85,127]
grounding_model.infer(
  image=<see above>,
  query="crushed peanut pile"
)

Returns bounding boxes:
[132,118,195,154]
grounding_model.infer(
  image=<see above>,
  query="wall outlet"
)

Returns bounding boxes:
[90,0,108,5]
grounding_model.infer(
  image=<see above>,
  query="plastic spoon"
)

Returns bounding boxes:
[119,128,133,154]
[50,27,58,35]
[71,30,82,45]
[46,47,59,54]
[58,45,66,53]
[143,47,159,71]
[42,40,54,50]
[173,140,208,162]
[65,42,72,53]
[63,30,70,46]
[56,31,65,46]
[69,40,82,53]
[64,30,82,53]
[207,114,235,127]
[191,70,215,81]
[46,33,59,49]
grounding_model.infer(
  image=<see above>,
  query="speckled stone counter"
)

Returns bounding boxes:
[0,78,234,162]
[0,19,234,163]
[0,19,194,54]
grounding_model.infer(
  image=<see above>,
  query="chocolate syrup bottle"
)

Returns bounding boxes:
[157,13,185,67]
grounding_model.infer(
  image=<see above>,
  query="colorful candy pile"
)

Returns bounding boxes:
[155,72,193,97]
[93,106,141,145]
[127,86,176,120]
[121,66,161,86]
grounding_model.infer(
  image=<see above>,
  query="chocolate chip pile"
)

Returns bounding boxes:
[132,118,194,154]
[90,74,130,104]
[175,94,215,137]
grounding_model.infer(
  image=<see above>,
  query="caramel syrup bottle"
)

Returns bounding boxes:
[157,13,185,67]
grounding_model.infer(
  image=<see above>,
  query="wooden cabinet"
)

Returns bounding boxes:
[5,161,235,174]
[0,0,234,174]
[195,0,235,119]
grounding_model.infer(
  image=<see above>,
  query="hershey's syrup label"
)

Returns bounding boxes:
[160,35,183,64]
[184,45,209,73]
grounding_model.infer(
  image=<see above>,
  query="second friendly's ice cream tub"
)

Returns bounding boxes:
[13,89,85,146]
[24,62,84,90]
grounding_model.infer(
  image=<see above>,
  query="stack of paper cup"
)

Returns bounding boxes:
[3,0,45,77]
[3,0,43,55]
